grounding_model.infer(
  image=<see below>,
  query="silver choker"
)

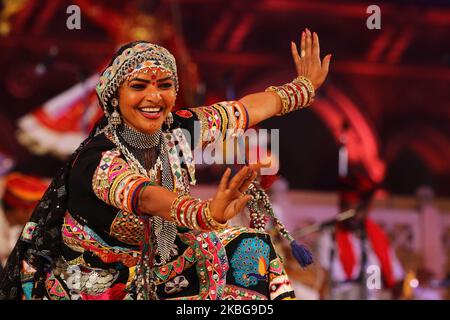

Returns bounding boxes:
[118,124,161,149]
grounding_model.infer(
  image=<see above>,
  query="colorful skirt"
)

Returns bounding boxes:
[19,214,295,300]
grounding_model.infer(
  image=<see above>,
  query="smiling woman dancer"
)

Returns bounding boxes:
[0,28,330,300]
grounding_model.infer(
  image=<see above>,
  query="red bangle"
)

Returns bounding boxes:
[285,83,299,108]
[196,202,209,230]
[291,82,306,107]
[183,199,197,229]
[176,198,190,225]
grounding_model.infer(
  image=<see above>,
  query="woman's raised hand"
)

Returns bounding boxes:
[209,166,257,223]
[291,28,332,90]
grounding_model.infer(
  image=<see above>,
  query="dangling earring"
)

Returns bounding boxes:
[165,111,173,129]
[110,98,121,126]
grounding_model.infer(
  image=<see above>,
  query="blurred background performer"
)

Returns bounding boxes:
[0,172,48,267]
[317,168,404,299]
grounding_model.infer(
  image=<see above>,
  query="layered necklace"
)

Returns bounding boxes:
[115,124,163,181]
[112,123,179,267]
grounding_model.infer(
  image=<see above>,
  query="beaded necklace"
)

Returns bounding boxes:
[115,124,163,182]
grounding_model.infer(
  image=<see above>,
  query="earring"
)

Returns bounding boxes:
[110,98,121,126]
[165,112,173,129]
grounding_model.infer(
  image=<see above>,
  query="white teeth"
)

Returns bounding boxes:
[140,107,161,112]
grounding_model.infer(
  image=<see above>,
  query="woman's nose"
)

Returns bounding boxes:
[144,88,162,103]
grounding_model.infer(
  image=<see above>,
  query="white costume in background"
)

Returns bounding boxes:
[317,229,404,300]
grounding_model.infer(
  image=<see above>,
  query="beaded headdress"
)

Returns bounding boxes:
[96,42,179,113]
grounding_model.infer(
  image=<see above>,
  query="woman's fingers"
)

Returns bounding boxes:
[291,41,302,73]
[218,167,231,192]
[227,166,249,192]
[313,32,320,62]
[236,194,253,213]
[322,54,332,78]
[305,28,313,58]
[239,170,257,193]
[300,31,306,58]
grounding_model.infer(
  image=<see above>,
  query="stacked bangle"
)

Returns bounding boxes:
[265,76,315,115]
[203,201,228,230]
[294,76,315,105]
[170,194,228,231]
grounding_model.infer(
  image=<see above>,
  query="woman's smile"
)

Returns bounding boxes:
[137,106,164,120]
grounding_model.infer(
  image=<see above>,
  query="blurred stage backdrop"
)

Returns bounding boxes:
[0,0,449,299]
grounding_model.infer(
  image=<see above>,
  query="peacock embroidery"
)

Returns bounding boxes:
[230,237,270,287]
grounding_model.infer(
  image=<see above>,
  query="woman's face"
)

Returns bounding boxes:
[117,68,176,134]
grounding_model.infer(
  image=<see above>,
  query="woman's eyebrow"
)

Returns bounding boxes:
[129,77,150,83]
[157,76,173,82]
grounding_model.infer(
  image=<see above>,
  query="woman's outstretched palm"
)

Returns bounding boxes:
[210,166,256,223]
[291,28,332,90]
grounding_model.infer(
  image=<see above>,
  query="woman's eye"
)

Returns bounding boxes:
[130,84,145,90]
[159,83,173,89]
